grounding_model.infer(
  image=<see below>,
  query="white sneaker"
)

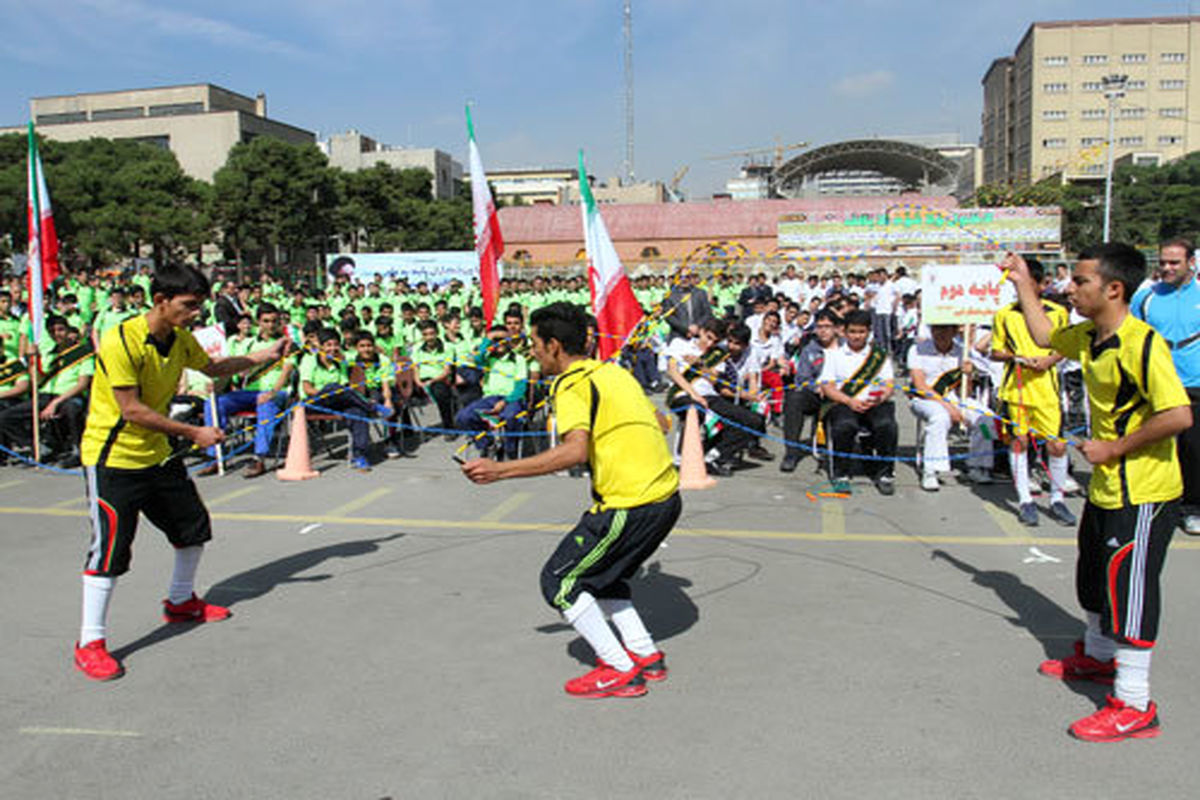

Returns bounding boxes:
[921,471,940,492]
[1061,475,1082,495]
[1184,515,1200,536]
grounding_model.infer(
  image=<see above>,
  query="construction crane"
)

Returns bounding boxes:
[706,140,810,169]
[666,164,689,202]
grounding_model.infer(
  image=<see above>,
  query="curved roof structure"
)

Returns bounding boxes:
[774,139,960,198]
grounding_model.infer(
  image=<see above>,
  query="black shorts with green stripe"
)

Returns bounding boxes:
[541,493,682,611]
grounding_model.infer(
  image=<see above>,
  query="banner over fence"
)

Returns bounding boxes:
[920,262,1017,325]
[777,206,1062,254]
[325,252,480,286]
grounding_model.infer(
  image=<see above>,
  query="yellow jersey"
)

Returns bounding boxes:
[992,300,1069,407]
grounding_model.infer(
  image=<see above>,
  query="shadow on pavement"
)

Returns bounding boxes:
[930,548,1102,702]
[535,561,699,666]
[111,533,405,662]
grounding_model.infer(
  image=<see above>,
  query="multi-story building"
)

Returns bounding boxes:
[982,16,1200,185]
[5,84,314,182]
[321,130,462,200]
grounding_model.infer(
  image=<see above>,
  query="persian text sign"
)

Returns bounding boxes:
[325,252,479,286]
[192,325,228,359]
[920,262,1017,325]
[777,206,1062,253]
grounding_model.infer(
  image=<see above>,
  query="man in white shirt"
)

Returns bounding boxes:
[777,264,805,305]
[819,309,899,495]
[908,324,995,490]
[872,267,898,357]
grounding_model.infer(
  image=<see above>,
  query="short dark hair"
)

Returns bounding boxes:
[844,309,872,329]
[727,323,752,346]
[700,318,727,339]
[256,302,279,320]
[1078,243,1146,303]
[417,320,439,334]
[1023,256,1046,283]
[317,328,340,345]
[1160,237,1195,259]
[302,320,323,336]
[530,302,588,356]
[353,330,375,346]
[45,314,68,330]
[151,263,210,300]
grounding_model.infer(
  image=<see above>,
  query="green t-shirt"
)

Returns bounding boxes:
[411,343,450,381]
[42,347,95,396]
[0,315,22,361]
[479,344,528,401]
[354,354,395,391]
[299,356,348,397]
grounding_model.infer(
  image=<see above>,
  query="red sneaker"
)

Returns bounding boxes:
[1038,640,1115,684]
[162,594,231,624]
[1069,695,1160,742]
[564,662,647,699]
[629,649,668,682]
[74,639,124,681]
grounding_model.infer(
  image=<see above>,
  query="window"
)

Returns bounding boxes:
[35,111,87,125]
[1081,109,1107,120]
[1126,79,1146,90]
[123,135,170,150]
[1082,54,1108,65]
[1081,163,1105,175]
[1042,109,1068,121]
[1122,53,1147,64]
[1162,52,1186,63]
[1118,107,1145,119]
[148,102,204,117]
[1160,79,1185,91]
[91,106,144,121]
[1081,81,1102,92]
[1042,138,1066,149]
[1043,82,1068,93]
[1080,137,1105,147]
[1160,107,1185,118]
[1159,135,1184,146]
[1043,55,1068,67]
[1117,136,1144,147]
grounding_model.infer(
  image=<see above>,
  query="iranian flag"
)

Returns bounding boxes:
[578,150,642,361]
[467,106,503,328]
[26,123,60,345]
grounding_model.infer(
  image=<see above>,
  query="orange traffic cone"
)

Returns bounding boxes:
[277,405,319,481]
[678,406,716,490]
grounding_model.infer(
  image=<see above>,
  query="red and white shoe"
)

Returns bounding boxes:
[564,662,647,699]
[1038,640,1115,684]
[628,649,668,682]
[162,594,231,624]
[74,639,124,681]
[1069,695,1160,742]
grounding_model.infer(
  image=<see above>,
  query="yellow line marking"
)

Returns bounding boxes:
[20,727,142,738]
[983,503,1034,543]
[51,496,86,509]
[2,505,1200,549]
[0,479,24,490]
[821,501,845,537]
[207,486,263,508]
[326,488,394,518]
[478,492,533,522]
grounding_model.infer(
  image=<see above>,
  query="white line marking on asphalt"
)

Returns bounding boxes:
[1022,546,1063,564]
[20,727,142,738]
[299,523,323,535]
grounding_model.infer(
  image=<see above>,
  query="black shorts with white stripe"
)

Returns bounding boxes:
[1076,499,1179,648]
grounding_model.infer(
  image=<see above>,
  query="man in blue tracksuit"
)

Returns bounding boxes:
[1132,237,1200,535]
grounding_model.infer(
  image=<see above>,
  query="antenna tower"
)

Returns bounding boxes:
[623,0,634,184]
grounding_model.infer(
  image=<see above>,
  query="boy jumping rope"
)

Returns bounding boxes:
[74,264,289,681]
[1003,246,1192,742]
[462,302,681,699]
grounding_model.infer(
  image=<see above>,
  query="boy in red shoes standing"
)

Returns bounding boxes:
[74,264,288,681]
[462,302,680,699]
[1003,246,1192,741]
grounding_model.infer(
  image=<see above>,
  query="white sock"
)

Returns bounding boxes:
[598,597,657,657]
[563,592,635,672]
[1048,454,1069,504]
[168,545,204,604]
[80,574,115,646]
[1084,611,1117,661]
[1010,449,1032,504]
[1115,646,1153,711]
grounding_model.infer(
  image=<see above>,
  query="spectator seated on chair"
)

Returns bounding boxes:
[299,327,388,472]
[454,325,528,459]
[818,309,898,496]
[0,315,92,467]
[780,308,842,472]
[725,324,773,463]
[411,320,457,438]
[351,329,403,457]
[198,303,294,479]
[907,324,995,492]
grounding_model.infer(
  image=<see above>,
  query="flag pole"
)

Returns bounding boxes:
[30,349,41,466]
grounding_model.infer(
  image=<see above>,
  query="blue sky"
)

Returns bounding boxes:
[1,0,1194,195]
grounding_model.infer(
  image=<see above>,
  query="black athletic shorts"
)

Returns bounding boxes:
[83,459,213,578]
[1076,499,1178,648]
[540,493,682,611]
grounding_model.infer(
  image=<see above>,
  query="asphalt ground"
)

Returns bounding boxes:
[3,404,1200,799]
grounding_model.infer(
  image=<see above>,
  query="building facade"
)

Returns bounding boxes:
[321,130,463,200]
[11,84,315,182]
[982,16,1200,185]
